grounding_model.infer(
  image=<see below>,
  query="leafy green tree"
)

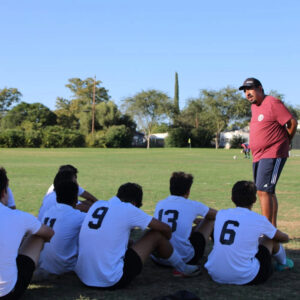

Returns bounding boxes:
[54,97,79,129]
[1,102,57,130]
[151,123,170,133]
[65,77,110,107]
[78,101,136,135]
[176,98,207,129]
[198,87,250,148]
[165,127,190,147]
[55,77,111,130]
[0,87,22,116]
[123,89,172,148]
[105,125,133,148]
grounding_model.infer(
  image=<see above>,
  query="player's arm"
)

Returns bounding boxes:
[148,218,172,240]
[272,229,289,244]
[34,224,55,243]
[80,190,98,203]
[204,208,217,220]
[76,201,91,212]
[286,118,297,141]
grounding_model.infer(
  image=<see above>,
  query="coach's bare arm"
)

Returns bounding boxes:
[273,229,289,244]
[286,117,298,141]
[148,218,172,240]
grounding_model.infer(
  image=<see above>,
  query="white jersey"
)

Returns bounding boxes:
[7,187,15,208]
[0,203,41,297]
[46,184,84,196]
[75,196,152,287]
[204,207,277,285]
[39,203,86,274]
[38,186,84,221]
[154,195,209,262]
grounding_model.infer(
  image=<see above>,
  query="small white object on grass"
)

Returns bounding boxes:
[233,155,237,160]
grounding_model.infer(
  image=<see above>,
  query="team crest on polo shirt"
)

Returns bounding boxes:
[258,114,264,122]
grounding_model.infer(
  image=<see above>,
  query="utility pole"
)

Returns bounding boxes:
[92,76,96,135]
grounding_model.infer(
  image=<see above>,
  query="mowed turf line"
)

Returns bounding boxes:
[0,148,299,300]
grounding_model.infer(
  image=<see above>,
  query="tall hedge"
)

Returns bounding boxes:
[0,127,85,148]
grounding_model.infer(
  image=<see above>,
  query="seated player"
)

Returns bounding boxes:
[36,180,86,278]
[75,182,200,289]
[153,172,216,272]
[0,166,54,300]
[205,181,293,285]
[38,168,95,220]
[46,165,97,204]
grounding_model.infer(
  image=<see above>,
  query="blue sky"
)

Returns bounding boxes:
[1,0,299,111]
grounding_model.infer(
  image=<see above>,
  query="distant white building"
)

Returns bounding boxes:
[220,127,249,149]
[150,132,169,147]
[132,132,169,147]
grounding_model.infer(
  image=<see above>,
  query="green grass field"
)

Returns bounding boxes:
[1,148,299,299]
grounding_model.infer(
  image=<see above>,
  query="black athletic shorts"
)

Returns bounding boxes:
[109,248,143,290]
[253,158,286,193]
[246,245,273,285]
[187,232,206,265]
[0,255,35,300]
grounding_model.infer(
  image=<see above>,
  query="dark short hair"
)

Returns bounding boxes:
[232,181,257,207]
[58,165,78,176]
[56,181,79,206]
[117,182,143,208]
[0,167,8,196]
[170,172,193,196]
[53,170,76,190]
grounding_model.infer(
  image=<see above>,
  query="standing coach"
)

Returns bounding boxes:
[239,78,297,226]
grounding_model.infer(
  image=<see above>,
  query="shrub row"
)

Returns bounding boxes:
[0,125,133,148]
[0,127,85,148]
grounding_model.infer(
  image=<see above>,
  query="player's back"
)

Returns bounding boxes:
[75,196,152,287]
[154,195,209,261]
[39,203,86,274]
[0,203,41,296]
[205,207,276,284]
[38,192,57,221]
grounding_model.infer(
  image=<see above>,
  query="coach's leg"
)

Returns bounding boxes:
[257,191,273,225]
[271,194,278,227]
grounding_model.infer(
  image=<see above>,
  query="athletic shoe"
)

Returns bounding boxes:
[275,257,294,271]
[173,265,201,278]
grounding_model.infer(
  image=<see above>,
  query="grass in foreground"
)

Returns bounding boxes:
[0,148,299,299]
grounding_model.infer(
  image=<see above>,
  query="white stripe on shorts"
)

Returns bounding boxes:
[271,158,282,185]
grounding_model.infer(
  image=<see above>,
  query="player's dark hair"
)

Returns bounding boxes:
[53,170,76,190]
[117,182,143,208]
[56,181,78,206]
[0,167,8,196]
[58,165,78,176]
[232,181,257,207]
[169,172,193,196]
